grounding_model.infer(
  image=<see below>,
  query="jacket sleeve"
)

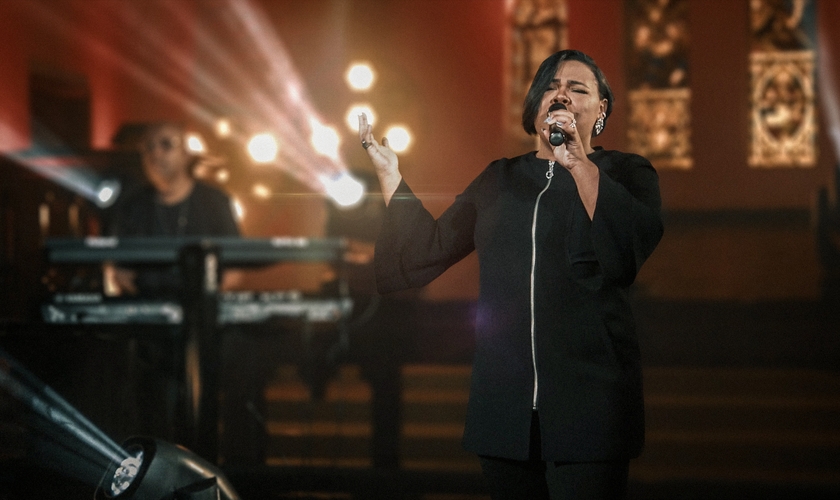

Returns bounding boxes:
[375,178,477,294]
[590,154,664,287]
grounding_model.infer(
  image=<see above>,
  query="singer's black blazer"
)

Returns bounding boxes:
[375,149,663,462]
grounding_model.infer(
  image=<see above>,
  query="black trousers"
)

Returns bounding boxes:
[479,412,629,500]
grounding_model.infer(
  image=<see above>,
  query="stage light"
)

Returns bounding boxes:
[2,348,242,499]
[322,172,365,208]
[94,437,240,500]
[346,104,376,132]
[95,179,122,208]
[108,447,143,496]
[385,125,412,153]
[247,133,279,163]
[309,118,341,160]
[215,168,230,183]
[5,151,127,209]
[346,62,375,91]
[185,132,206,154]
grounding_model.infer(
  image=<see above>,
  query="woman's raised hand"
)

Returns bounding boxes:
[358,113,402,204]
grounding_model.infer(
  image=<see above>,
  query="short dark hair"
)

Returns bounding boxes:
[141,120,188,143]
[521,50,614,136]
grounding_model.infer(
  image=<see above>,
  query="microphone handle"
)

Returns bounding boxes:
[547,102,567,146]
[549,125,565,146]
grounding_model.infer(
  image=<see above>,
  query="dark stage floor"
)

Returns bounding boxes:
[2,298,839,499]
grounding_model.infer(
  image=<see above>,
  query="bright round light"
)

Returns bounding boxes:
[215,118,232,138]
[247,133,279,163]
[109,450,143,497]
[95,180,121,208]
[346,63,375,91]
[309,118,341,160]
[346,104,376,132]
[98,187,115,203]
[385,125,412,153]
[186,133,206,154]
[323,173,365,207]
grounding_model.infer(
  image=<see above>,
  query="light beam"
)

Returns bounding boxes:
[7,0,364,208]
[5,149,121,208]
[0,348,129,479]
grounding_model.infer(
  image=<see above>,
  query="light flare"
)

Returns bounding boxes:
[346,62,376,91]
[186,132,207,154]
[247,133,279,163]
[321,172,365,208]
[385,125,413,153]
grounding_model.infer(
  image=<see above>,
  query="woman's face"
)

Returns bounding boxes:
[535,60,607,153]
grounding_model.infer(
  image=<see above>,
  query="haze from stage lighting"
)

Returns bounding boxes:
[5,0,365,208]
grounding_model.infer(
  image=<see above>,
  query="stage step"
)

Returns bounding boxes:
[262,364,840,490]
[636,367,840,486]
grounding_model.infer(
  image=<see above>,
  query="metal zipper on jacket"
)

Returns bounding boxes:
[530,160,554,409]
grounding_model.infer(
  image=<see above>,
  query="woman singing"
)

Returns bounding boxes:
[359,49,663,499]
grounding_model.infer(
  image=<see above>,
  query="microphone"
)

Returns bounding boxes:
[548,103,567,146]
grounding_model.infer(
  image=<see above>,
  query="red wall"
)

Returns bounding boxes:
[0,1,30,150]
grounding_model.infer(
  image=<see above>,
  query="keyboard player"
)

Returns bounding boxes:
[100,121,241,450]
[103,120,241,297]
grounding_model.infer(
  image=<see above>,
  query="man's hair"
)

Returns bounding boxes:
[141,120,188,144]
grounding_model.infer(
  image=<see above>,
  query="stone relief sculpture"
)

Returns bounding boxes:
[626,0,692,169]
[749,0,817,168]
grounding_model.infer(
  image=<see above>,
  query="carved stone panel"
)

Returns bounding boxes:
[749,0,817,168]
[625,0,692,169]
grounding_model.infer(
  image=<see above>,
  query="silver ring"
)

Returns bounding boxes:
[361,141,370,150]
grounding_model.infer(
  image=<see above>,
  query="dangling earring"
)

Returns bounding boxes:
[594,115,605,136]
